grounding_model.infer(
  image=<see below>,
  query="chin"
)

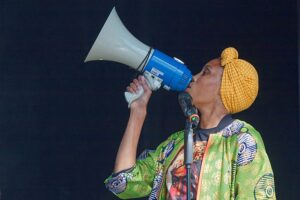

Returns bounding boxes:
[188,92,195,101]
[184,89,196,101]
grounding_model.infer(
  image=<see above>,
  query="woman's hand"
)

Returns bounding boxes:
[126,75,152,113]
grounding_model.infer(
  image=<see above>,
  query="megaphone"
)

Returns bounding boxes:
[85,7,193,107]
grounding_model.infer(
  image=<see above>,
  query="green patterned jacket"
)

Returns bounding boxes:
[105,120,276,200]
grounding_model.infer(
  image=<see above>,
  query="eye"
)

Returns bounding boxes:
[202,68,208,76]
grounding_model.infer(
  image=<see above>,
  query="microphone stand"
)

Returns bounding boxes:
[184,120,193,200]
[178,92,199,200]
[184,116,198,200]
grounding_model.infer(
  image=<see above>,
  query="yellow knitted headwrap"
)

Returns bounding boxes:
[220,47,259,114]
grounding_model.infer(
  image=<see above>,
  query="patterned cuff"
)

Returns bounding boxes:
[106,167,134,195]
[112,167,134,177]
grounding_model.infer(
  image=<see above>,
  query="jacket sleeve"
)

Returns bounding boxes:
[104,133,176,199]
[104,149,157,199]
[234,124,276,200]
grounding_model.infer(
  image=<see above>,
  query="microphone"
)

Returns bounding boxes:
[178,92,200,128]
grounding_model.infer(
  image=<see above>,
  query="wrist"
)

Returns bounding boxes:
[130,106,147,117]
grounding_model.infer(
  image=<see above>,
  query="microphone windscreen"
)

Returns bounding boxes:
[178,92,197,117]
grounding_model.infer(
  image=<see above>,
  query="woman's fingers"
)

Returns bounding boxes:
[127,78,142,93]
[133,78,139,86]
[139,75,151,93]
[126,86,134,94]
[127,75,153,95]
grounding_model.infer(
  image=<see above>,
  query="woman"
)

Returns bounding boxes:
[105,47,276,200]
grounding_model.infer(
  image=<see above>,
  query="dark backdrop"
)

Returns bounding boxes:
[0,0,298,199]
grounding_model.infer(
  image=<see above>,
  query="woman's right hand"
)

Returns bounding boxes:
[126,75,152,113]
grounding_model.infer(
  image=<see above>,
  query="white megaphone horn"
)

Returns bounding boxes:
[85,7,150,69]
[85,7,193,107]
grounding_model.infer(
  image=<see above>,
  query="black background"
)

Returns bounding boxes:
[0,0,298,199]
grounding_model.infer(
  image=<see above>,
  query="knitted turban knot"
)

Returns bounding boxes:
[220,47,259,114]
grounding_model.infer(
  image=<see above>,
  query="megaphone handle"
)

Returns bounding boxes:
[124,72,162,108]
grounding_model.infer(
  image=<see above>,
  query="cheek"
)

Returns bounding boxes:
[190,81,208,101]
[208,80,221,94]
[198,79,215,92]
[194,79,220,99]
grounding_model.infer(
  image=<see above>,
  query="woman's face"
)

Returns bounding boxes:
[185,58,224,106]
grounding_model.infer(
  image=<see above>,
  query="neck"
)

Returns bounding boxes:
[196,101,228,129]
